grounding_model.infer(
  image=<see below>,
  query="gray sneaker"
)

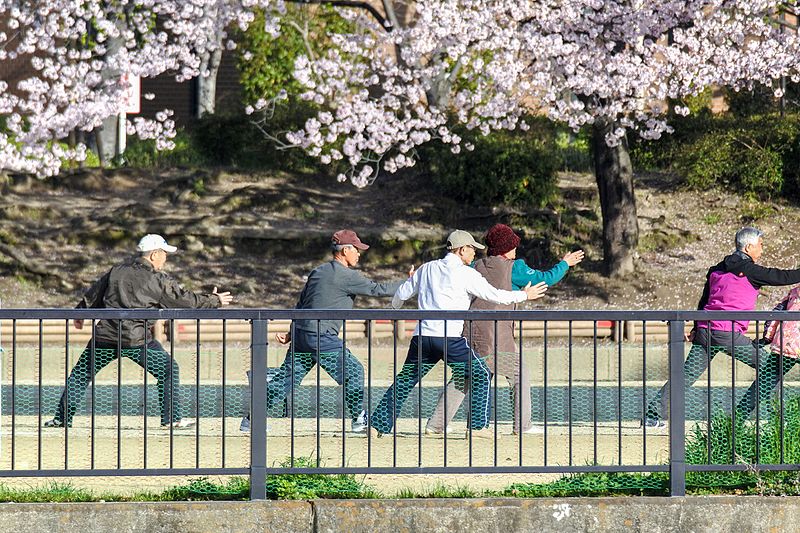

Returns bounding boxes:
[240,417,272,433]
[643,417,667,429]
[44,418,71,428]
[351,411,368,433]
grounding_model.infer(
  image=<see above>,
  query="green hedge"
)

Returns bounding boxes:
[420,121,561,209]
[631,111,800,200]
[125,104,333,173]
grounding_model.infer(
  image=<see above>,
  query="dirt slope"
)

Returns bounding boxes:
[0,167,797,310]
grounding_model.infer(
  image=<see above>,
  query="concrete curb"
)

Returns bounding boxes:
[0,497,796,532]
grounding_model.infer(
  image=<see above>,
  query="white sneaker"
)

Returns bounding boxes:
[425,425,454,435]
[163,418,196,429]
[351,411,368,433]
[513,425,545,435]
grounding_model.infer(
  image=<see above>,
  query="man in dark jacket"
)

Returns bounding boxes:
[240,229,412,433]
[44,234,233,429]
[646,227,800,427]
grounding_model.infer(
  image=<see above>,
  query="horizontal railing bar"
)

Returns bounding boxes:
[0,468,249,477]
[687,464,800,472]
[0,466,667,477]
[263,465,669,474]
[0,309,799,321]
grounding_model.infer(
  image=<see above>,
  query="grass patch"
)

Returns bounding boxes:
[495,472,669,498]
[266,458,379,499]
[394,483,481,499]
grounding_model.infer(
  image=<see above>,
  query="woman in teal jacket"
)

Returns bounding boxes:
[426,224,583,435]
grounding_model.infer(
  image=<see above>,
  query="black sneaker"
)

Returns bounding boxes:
[44,419,71,428]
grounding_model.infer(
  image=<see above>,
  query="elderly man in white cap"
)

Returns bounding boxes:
[370,230,548,439]
[44,234,233,429]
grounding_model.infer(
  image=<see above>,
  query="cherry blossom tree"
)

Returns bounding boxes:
[0,0,281,175]
[273,0,800,277]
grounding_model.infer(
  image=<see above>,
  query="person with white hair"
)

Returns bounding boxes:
[645,227,800,427]
[44,234,233,429]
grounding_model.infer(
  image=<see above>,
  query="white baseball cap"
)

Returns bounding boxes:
[136,234,178,253]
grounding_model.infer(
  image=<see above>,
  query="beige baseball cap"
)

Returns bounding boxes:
[446,230,485,250]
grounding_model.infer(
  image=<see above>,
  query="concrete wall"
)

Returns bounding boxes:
[0,497,798,533]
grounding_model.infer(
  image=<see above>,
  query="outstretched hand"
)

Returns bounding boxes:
[212,286,233,306]
[523,281,548,301]
[562,250,585,267]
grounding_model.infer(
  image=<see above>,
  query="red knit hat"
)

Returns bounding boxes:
[486,224,521,256]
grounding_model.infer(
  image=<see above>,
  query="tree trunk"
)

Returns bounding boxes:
[196,48,222,118]
[592,117,638,277]
[95,114,120,166]
[94,21,126,167]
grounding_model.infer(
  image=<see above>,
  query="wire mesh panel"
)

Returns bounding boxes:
[0,316,251,485]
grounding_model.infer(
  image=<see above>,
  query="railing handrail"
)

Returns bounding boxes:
[0,308,798,320]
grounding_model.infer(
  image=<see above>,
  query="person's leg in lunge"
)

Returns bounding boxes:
[492,352,532,434]
[52,342,119,426]
[372,336,436,435]
[305,332,366,426]
[124,340,184,425]
[735,350,797,420]
[445,338,492,431]
[318,348,365,423]
[646,328,716,422]
[426,380,466,433]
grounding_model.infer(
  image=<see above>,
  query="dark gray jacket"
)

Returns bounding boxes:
[294,260,402,335]
[77,257,220,346]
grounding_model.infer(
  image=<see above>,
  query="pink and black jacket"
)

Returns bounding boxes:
[696,251,800,334]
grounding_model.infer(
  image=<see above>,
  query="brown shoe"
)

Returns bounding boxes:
[468,428,500,440]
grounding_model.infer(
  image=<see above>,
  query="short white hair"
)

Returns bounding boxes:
[735,227,763,251]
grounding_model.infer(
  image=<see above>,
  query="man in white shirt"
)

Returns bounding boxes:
[371,230,547,439]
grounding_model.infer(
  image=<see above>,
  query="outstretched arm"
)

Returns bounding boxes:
[392,269,420,309]
[156,274,228,308]
[511,258,569,289]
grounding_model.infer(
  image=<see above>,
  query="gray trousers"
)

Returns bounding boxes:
[647,327,768,420]
[426,351,531,433]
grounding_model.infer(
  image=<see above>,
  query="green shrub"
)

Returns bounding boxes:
[725,85,778,118]
[632,112,800,201]
[420,122,560,209]
[124,106,333,173]
[555,128,592,172]
[125,130,209,168]
[237,5,355,104]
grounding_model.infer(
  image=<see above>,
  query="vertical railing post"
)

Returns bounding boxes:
[250,319,268,500]
[668,319,686,497]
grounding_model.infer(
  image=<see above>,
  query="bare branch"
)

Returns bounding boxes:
[287,0,392,31]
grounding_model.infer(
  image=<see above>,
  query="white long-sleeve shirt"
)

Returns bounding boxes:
[392,253,528,337]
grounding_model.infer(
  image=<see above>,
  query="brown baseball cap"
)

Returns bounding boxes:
[332,229,369,250]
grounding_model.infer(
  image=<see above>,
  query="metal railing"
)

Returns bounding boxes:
[0,308,799,499]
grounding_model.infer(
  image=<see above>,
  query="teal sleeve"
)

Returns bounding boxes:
[511,259,569,290]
